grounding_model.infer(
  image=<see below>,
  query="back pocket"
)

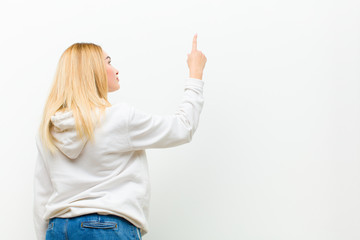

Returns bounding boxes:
[81,221,118,229]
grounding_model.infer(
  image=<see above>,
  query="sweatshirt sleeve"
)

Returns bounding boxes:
[33,135,53,240]
[127,77,204,150]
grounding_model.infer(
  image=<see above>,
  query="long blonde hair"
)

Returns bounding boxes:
[38,42,112,154]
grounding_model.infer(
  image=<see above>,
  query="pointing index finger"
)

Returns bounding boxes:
[192,33,197,52]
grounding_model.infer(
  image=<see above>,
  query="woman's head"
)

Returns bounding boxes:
[39,42,116,154]
[56,42,119,97]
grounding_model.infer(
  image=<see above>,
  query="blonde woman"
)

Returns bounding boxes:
[33,34,207,240]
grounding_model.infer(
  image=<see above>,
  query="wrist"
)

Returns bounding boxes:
[189,71,203,80]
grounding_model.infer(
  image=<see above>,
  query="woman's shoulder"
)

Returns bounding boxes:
[107,102,133,113]
[104,102,135,121]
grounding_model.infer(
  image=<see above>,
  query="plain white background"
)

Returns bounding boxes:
[0,0,359,239]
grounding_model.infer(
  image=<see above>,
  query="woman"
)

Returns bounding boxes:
[33,34,207,240]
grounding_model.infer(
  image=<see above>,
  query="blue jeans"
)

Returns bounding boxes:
[46,213,142,240]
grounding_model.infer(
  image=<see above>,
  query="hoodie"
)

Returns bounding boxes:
[50,110,88,159]
[33,77,205,240]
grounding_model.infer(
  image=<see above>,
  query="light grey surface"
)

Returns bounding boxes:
[0,0,359,239]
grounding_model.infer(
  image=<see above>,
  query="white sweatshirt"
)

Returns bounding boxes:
[33,78,204,239]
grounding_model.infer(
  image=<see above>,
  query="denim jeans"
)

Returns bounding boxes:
[46,213,142,240]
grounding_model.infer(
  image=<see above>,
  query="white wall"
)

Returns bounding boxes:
[0,0,359,239]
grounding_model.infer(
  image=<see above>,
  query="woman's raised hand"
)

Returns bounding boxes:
[187,33,207,80]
